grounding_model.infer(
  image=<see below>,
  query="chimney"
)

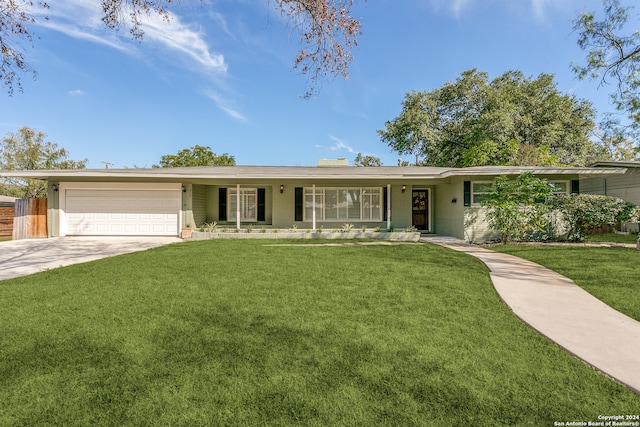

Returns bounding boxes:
[317,158,349,167]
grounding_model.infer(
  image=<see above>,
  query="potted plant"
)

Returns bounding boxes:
[181,224,194,239]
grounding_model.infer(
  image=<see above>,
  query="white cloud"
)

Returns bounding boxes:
[32,0,227,75]
[426,0,476,17]
[426,0,559,20]
[204,90,247,122]
[68,89,86,96]
[531,0,552,21]
[137,12,227,74]
[328,135,356,153]
[452,0,473,17]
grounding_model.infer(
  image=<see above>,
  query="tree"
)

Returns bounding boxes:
[1,0,361,98]
[378,69,597,167]
[353,153,382,167]
[0,126,88,198]
[481,173,554,243]
[572,0,640,127]
[154,145,235,168]
[590,114,640,161]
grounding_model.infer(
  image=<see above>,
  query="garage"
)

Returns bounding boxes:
[62,184,181,236]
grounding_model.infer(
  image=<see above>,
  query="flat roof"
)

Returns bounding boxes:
[0,165,627,181]
[590,161,640,168]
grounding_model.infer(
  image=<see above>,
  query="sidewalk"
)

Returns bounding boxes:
[422,235,640,394]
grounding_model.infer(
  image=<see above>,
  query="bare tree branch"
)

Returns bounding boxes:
[0,0,362,97]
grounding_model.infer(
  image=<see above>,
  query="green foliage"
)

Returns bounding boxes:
[154,145,235,168]
[461,139,519,167]
[341,222,354,232]
[0,126,87,198]
[481,173,554,243]
[481,173,640,243]
[572,0,640,129]
[378,69,597,167]
[548,194,640,242]
[353,152,382,167]
[590,114,640,161]
[203,221,218,232]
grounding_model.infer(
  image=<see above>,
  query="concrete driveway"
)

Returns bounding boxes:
[0,236,182,281]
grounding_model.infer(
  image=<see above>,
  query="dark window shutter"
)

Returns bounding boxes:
[571,180,580,194]
[257,188,266,221]
[463,181,471,206]
[219,188,227,221]
[294,187,303,221]
[383,187,388,221]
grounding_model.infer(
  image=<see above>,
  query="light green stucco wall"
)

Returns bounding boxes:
[433,178,461,238]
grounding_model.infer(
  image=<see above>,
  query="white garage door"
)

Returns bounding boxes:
[65,189,181,236]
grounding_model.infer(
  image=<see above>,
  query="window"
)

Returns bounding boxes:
[547,181,569,195]
[362,188,382,220]
[472,182,493,205]
[304,189,323,221]
[228,188,257,221]
[303,187,382,221]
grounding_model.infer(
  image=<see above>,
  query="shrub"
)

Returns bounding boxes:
[341,223,354,232]
[548,194,640,242]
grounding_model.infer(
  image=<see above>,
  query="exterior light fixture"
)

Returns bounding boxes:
[280,185,284,193]
[451,197,457,203]
[181,186,186,193]
[52,184,58,192]
[402,185,406,193]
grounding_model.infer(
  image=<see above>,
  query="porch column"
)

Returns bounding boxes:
[236,184,241,230]
[312,185,316,231]
[387,183,391,230]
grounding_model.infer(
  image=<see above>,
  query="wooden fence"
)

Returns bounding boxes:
[0,207,14,238]
[12,198,48,240]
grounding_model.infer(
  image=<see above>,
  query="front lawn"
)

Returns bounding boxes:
[1,240,638,426]
[492,245,640,322]
[586,232,639,245]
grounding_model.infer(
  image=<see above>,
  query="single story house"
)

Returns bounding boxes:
[582,161,640,232]
[0,161,626,242]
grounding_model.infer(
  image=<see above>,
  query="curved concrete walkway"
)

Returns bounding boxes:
[422,235,640,394]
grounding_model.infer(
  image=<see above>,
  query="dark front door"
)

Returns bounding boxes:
[412,189,429,230]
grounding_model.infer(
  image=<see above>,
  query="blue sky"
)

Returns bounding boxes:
[0,0,629,168]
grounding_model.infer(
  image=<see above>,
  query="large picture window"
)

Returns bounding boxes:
[304,187,382,221]
[228,188,257,221]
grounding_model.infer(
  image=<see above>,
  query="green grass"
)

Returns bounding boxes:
[492,244,640,322]
[1,240,638,426]
[586,232,639,244]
